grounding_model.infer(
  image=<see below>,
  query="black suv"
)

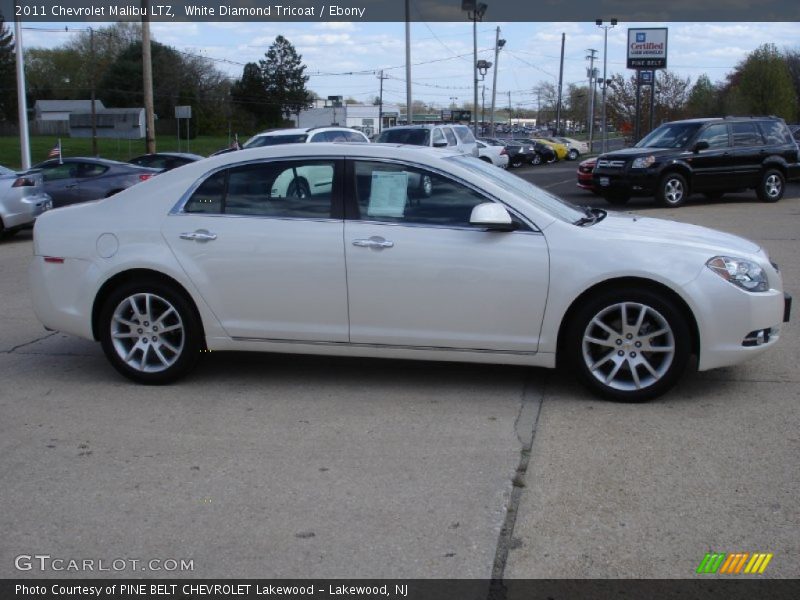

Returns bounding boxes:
[593,116,800,207]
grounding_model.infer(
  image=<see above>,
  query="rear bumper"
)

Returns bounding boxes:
[2,193,52,229]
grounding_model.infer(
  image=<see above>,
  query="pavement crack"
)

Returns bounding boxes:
[489,372,548,588]
[4,332,57,354]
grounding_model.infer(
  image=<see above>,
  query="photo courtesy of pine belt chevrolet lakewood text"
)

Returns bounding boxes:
[29,143,792,402]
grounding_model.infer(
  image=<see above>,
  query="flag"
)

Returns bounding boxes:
[48,139,62,163]
[230,133,240,150]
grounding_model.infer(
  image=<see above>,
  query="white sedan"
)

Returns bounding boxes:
[476,140,509,168]
[30,144,790,401]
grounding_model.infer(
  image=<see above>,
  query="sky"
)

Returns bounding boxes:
[18,21,800,111]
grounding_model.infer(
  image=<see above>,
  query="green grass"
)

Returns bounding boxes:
[0,135,232,170]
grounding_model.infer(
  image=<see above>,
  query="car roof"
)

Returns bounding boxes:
[251,127,361,138]
[133,152,204,160]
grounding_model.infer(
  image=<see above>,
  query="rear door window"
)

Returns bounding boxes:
[731,122,764,147]
[443,127,458,146]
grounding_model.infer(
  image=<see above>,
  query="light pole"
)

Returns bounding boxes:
[490,31,505,137]
[449,96,459,109]
[595,18,617,153]
[586,49,598,152]
[463,1,487,138]
[476,59,492,135]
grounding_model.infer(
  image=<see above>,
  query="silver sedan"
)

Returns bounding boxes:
[0,165,52,239]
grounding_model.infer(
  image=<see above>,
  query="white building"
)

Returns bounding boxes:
[292,103,401,137]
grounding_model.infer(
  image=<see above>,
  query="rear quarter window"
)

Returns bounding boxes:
[758,121,794,145]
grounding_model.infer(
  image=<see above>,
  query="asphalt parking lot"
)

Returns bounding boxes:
[1,167,798,580]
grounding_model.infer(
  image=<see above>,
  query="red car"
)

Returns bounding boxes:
[576,157,598,194]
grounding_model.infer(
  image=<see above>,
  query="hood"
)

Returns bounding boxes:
[601,147,685,159]
[593,212,761,256]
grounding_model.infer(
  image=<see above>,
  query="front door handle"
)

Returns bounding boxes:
[180,229,217,242]
[352,237,394,249]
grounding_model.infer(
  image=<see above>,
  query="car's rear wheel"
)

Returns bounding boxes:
[565,288,691,402]
[0,218,21,239]
[657,172,688,208]
[757,169,784,203]
[287,178,311,198]
[99,281,201,384]
[531,153,543,166]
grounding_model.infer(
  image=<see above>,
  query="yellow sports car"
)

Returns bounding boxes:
[534,137,569,161]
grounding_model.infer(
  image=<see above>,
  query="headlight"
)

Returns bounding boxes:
[631,155,656,169]
[706,256,768,292]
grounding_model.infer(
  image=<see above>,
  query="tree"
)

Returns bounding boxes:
[730,44,796,120]
[259,36,313,121]
[686,74,721,118]
[231,62,279,129]
[0,13,17,122]
[784,48,800,121]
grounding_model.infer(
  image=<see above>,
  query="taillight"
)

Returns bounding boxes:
[12,177,35,187]
[43,256,65,264]
[138,174,153,182]
[500,148,507,155]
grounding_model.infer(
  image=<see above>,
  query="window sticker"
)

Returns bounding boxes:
[367,171,409,217]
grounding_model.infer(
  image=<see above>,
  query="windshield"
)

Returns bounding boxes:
[635,122,702,149]
[375,129,430,145]
[243,134,308,148]
[449,155,584,223]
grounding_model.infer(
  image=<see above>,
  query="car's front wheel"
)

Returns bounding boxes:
[531,153,542,166]
[567,149,579,160]
[99,280,202,384]
[565,288,691,402]
[757,169,784,203]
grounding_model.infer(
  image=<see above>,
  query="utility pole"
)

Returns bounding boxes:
[596,18,617,153]
[90,27,97,156]
[536,89,541,128]
[141,0,156,154]
[377,70,388,134]
[489,27,505,138]
[586,48,597,152]
[405,0,412,124]
[481,84,486,128]
[507,90,511,132]
[555,32,565,135]
[14,20,31,169]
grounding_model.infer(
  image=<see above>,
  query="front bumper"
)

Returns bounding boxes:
[686,267,788,371]
[593,168,657,196]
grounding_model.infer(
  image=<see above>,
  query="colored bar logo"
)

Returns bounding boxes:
[696,552,773,574]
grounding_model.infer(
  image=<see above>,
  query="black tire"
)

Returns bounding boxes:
[564,287,691,402]
[567,148,579,161]
[0,218,20,239]
[756,169,784,203]
[287,178,311,199]
[531,153,543,166]
[656,172,688,208]
[510,156,524,168]
[603,192,630,206]
[98,279,202,384]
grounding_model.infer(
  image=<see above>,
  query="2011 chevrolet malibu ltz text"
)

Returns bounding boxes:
[29,144,791,401]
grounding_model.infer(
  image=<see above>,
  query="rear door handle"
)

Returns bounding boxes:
[352,237,394,249]
[180,230,217,242]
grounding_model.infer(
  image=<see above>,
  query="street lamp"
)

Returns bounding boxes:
[596,18,617,153]
[463,1,488,138]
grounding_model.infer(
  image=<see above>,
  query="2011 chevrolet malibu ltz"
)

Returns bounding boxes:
[29,144,791,402]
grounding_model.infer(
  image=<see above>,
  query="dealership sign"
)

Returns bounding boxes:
[627,28,668,69]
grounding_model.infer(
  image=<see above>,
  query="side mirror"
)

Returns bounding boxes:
[693,140,709,153]
[470,202,515,231]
